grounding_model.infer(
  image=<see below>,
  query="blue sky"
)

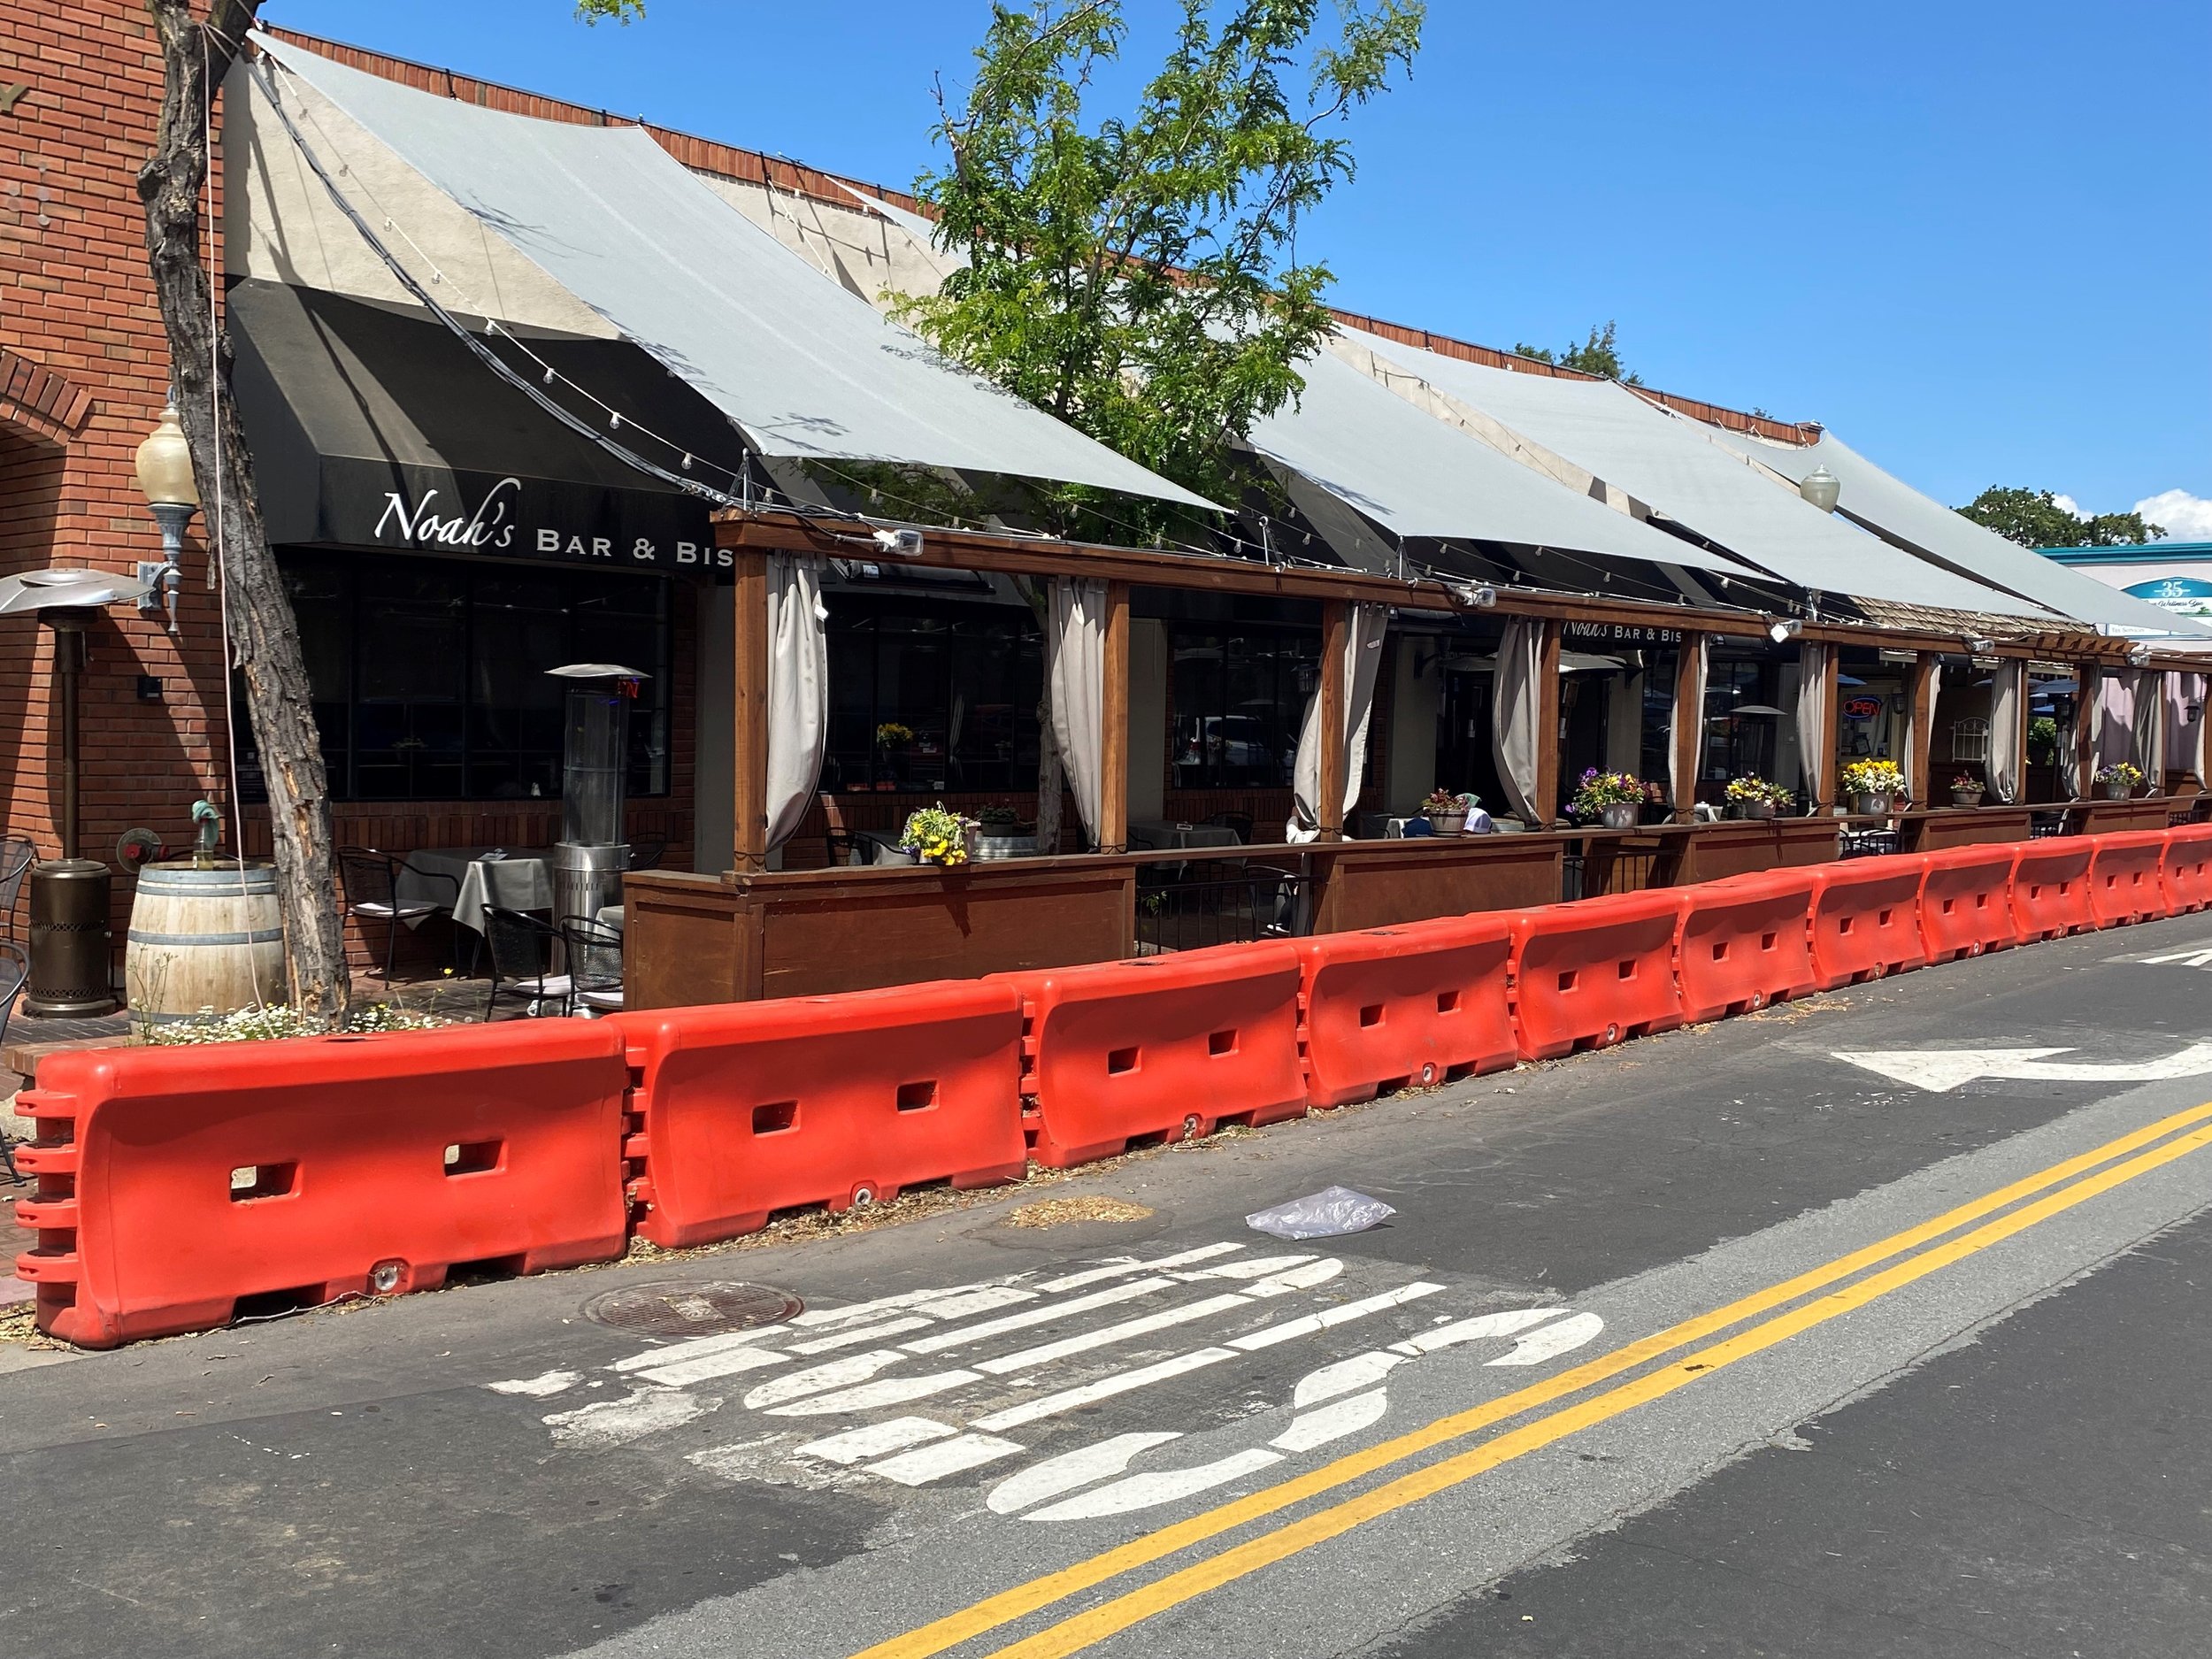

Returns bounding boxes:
[268,0,2210,533]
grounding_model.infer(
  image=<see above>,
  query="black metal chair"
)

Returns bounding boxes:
[824,828,864,868]
[560,916,626,1017]
[0,837,35,944]
[480,905,570,1021]
[337,848,458,982]
[0,941,27,1182]
[625,837,667,872]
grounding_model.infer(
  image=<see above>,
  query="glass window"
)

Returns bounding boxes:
[1702,657,1778,787]
[256,551,671,803]
[821,600,1043,793]
[1170,626,1314,788]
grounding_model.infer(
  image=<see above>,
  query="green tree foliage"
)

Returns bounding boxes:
[576,0,647,19]
[1512,319,1641,385]
[1955,487,2165,549]
[898,0,1425,534]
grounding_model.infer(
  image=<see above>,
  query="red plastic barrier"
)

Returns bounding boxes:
[995,943,1306,1167]
[1294,915,1517,1108]
[2164,824,2212,915]
[2010,839,2096,942]
[2089,830,2170,928]
[1509,889,1685,1061]
[1808,856,1929,990]
[1919,844,2020,964]
[13,1024,629,1349]
[1676,869,1818,1024]
[614,980,1025,1248]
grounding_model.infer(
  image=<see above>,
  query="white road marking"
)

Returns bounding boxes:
[907,1286,1040,1321]
[634,1345,794,1388]
[1390,1307,1565,1356]
[1487,1310,1605,1366]
[1243,1259,1347,1296]
[2138,947,2212,968]
[1271,1388,1389,1453]
[1832,1042,2212,1092]
[1037,1242,1245,1293]
[1179,1254,1318,1282]
[795,1417,957,1466]
[767,1369,983,1417]
[987,1432,1184,1514]
[545,1388,711,1449]
[972,1348,1240,1432]
[974,1293,1253,1375]
[1026,1448,1285,1521]
[1291,1350,1405,1409]
[787,1278,1010,1330]
[901,1278,1173,1356]
[743,1350,908,1410]
[788,1317,933,1355]
[485,1370,581,1397]
[867,1433,1025,1486]
[611,1327,781,1374]
[1231,1282,1447,1349]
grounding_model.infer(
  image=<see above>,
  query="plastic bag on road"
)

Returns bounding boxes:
[1245,1186,1395,1241]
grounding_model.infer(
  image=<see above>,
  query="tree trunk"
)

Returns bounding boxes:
[140,0,349,1025]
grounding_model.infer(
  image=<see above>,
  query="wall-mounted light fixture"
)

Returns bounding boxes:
[1765,617,1803,644]
[1448,581,1497,609]
[133,400,197,636]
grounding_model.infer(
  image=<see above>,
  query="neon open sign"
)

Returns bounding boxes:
[1842,695,1885,721]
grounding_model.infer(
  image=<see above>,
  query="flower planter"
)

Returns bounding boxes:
[2101,781,2133,801]
[1950,790,1984,809]
[1599,803,1638,830]
[1426,810,1469,835]
[1851,792,1894,817]
[1730,800,1777,821]
[973,833,1040,861]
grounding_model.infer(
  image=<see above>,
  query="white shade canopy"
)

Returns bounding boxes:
[1245,346,1743,573]
[254,36,1214,511]
[1705,426,2210,641]
[1340,328,2052,618]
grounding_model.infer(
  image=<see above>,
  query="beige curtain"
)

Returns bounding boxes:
[1986,658,2024,805]
[1667,635,1709,811]
[1793,641,1832,809]
[764,556,829,849]
[2131,670,2164,788]
[1292,603,1390,831]
[1492,618,1547,826]
[1048,578,1108,845]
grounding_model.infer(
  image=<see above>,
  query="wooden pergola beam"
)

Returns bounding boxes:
[713,507,2147,664]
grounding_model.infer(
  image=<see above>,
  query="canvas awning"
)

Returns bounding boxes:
[227,278,740,569]
[1244,347,1746,576]
[1702,426,2211,641]
[1339,329,2055,619]
[252,35,1215,511]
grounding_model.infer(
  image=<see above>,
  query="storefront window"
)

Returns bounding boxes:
[1171,627,1315,788]
[264,551,670,802]
[1702,656,1779,787]
[823,600,1041,793]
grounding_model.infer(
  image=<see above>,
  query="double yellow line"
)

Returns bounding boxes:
[857,1097,2212,1659]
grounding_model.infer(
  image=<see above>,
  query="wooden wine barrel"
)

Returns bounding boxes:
[125,861,287,1023]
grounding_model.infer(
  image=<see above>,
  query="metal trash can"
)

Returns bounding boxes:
[26,858,118,1018]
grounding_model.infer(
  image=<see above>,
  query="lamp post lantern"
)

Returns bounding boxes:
[1799,465,1841,514]
[133,400,198,635]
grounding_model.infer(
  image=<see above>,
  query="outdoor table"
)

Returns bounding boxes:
[1126,819,1242,852]
[396,847,555,934]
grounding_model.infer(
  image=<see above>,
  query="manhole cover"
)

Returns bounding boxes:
[582,1280,803,1339]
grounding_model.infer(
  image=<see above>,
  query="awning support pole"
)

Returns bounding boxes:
[1317,601,1349,841]
[1099,580,1130,855]
[731,550,771,874]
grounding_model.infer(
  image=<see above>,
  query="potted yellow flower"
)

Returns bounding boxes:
[898,803,973,866]
[1839,758,1906,816]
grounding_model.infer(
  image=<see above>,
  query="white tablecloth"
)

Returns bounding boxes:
[395,848,554,934]
[1127,819,1244,851]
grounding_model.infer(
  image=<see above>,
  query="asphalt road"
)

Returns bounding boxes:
[4,916,2212,1658]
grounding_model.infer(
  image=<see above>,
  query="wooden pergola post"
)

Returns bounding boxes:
[1671,630,1704,824]
[1534,619,1564,827]
[1098,580,1131,854]
[1317,600,1350,841]
[1906,652,1940,806]
[2073,660,2101,800]
[1817,648,1842,813]
[731,549,772,874]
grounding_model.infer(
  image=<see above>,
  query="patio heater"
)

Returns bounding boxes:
[0,567,154,1017]
[545,664,648,927]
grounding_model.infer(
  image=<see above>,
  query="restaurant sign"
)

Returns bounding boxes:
[369,474,734,572]
[1563,621,1684,645]
[1842,695,1886,722]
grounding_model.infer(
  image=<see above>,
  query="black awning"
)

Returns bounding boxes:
[227,280,751,575]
